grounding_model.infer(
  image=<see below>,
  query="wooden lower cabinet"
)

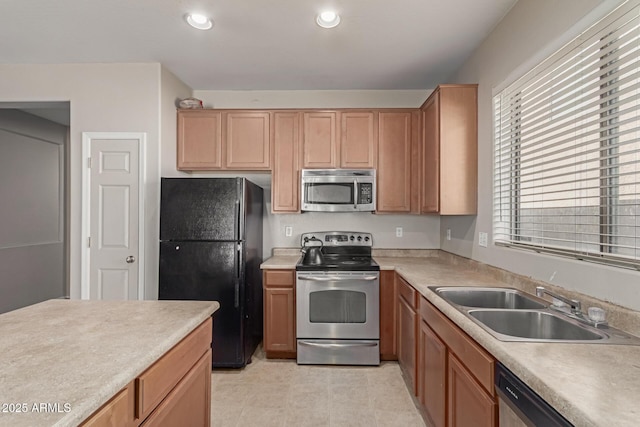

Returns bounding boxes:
[81,382,135,427]
[81,318,212,427]
[141,349,212,427]
[380,271,397,360]
[448,354,496,427]
[418,320,446,427]
[416,294,497,427]
[263,269,296,358]
[397,278,418,394]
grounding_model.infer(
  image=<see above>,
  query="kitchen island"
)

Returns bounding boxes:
[0,299,219,427]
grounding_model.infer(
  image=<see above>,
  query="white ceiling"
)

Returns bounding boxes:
[0,0,517,90]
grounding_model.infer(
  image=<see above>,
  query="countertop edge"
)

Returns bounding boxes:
[56,301,219,427]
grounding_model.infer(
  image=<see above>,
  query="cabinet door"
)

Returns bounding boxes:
[398,295,417,394]
[448,354,496,427]
[272,112,301,212]
[378,112,413,212]
[439,86,478,215]
[421,92,440,213]
[341,111,377,168]
[225,112,271,169]
[264,287,296,354]
[379,271,397,360]
[418,321,447,427]
[177,110,223,170]
[81,382,135,427]
[141,349,212,427]
[303,111,339,168]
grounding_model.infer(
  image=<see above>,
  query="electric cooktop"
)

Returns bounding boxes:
[295,231,380,272]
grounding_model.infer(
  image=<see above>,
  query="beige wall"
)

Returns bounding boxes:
[192,90,430,109]
[0,63,162,301]
[444,0,640,310]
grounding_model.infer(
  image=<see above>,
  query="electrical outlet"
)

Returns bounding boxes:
[285,226,293,237]
[446,228,451,241]
[395,227,403,238]
[479,232,488,247]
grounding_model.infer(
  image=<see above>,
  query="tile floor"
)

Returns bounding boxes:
[211,348,426,427]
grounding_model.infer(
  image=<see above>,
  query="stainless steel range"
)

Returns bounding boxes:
[296,231,380,366]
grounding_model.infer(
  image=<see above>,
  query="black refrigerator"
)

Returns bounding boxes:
[159,177,263,368]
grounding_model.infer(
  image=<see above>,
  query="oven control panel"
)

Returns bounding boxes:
[301,231,372,247]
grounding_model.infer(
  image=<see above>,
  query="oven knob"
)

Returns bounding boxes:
[357,236,362,242]
[350,235,355,241]
[365,236,370,242]
[303,237,309,243]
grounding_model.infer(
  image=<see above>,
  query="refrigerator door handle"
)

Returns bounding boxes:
[234,199,240,241]
[234,281,240,308]
[236,242,242,279]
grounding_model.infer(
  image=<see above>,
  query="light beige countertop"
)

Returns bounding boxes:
[260,255,301,269]
[0,299,219,427]
[261,251,640,426]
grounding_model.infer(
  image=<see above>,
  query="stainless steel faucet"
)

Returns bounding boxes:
[535,286,582,314]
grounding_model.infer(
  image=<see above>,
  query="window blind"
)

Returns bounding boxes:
[493,0,640,269]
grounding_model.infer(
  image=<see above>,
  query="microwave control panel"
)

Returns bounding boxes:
[358,183,373,204]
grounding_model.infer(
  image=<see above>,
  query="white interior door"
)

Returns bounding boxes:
[82,133,144,300]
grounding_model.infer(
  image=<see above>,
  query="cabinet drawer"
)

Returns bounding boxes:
[141,349,212,427]
[420,297,494,395]
[264,270,295,287]
[398,277,418,309]
[81,382,134,427]
[136,318,212,419]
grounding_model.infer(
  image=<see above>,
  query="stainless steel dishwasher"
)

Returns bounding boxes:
[495,362,573,427]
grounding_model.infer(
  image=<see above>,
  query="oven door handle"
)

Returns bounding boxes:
[298,341,378,348]
[297,275,379,281]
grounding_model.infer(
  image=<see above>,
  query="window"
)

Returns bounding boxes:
[494,1,640,269]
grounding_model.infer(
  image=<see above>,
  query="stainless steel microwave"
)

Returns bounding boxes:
[301,169,376,212]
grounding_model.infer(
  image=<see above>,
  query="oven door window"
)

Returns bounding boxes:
[309,290,366,323]
[305,183,354,205]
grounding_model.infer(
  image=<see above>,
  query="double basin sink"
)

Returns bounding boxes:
[430,286,640,344]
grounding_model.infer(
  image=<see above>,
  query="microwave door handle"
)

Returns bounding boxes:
[353,179,358,209]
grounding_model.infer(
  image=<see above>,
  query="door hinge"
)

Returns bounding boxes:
[87,236,91,247]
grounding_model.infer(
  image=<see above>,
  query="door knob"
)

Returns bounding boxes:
[126,256,136,264]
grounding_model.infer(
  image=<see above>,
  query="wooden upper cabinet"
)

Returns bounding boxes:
[271,112,301,213]
[421,84,478,215]
[177,110,223,170]
[377,111,413,213]
[225,112,271,169]
[341,111,377,168]
[303,111,339,168]
[421,94,440,213]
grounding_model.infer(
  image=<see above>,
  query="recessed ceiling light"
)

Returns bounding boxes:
[186,13,213,30]
[316,10,341,29]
